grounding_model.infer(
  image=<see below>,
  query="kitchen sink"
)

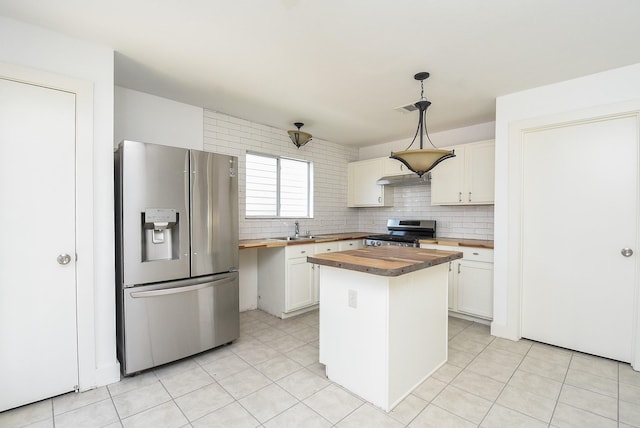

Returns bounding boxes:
[273,235,328,241]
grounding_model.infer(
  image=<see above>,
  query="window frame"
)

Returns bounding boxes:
[245,151,313,219]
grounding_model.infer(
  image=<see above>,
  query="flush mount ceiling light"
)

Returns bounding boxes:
[390,72,455,178]
[288,122,312,148]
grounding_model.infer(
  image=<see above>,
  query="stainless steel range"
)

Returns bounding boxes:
[365,219,436,247]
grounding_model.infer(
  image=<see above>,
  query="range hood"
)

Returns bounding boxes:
[376,174,431,186]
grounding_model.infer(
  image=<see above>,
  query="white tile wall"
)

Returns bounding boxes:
[203,110,494,241]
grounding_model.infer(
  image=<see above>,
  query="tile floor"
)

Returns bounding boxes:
[2,309,640,427]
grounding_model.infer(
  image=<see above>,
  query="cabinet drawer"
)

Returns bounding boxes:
[339,239,363,251]
[315,242,340,254]
[461,247,493,262]
[286,244,314,259]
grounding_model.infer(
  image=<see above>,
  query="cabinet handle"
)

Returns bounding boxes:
[468,192,472,202]
[458,192,462,202]
[448,262,452,272]
[301,250,306,254]
[458,264,461,274]
[378,196,382,203]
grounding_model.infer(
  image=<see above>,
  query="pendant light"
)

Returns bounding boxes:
[390,72,455,177]
[288,122,313,148]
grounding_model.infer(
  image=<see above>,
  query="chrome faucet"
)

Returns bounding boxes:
[294,220,300,238]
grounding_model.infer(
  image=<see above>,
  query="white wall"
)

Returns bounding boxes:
[0,16,119,387]
[114,87,204,150]
[493,62,640,340]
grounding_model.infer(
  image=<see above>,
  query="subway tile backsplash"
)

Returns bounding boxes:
[204,110,494,241]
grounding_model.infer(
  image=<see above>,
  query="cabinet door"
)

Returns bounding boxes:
[285,257,314,312]
[348,159,386,206]
[430,147,465,205]
[466,141,495,204]
[382,157,412,176]
[456,260,493,319]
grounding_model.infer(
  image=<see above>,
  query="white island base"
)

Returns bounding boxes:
[318,263,448,412]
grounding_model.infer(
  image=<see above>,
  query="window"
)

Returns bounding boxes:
[245,152,313,218]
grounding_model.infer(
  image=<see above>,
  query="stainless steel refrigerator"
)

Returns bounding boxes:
[114,140,239,375]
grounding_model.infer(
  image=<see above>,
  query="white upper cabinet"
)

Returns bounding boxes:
[347,158,392,207]
[430,140,495,205]
[381,156,413,177]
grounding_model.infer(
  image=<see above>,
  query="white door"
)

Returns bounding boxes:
[521,114,638,362]
[0,78,78,411]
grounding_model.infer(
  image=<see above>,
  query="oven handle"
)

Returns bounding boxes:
[130,279,227,298]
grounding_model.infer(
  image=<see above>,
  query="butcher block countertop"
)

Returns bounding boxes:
[307,246,462,277]
[239,232,371,249]
[419,238,494,249]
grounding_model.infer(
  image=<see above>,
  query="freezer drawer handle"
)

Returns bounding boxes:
[130,280,226,298]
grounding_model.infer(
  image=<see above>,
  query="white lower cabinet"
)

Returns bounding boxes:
[259,241,350,318]
[421,244,494,320]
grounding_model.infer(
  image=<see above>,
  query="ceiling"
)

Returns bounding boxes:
[2,0,640,147]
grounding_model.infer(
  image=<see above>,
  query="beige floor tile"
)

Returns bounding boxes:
[111,381,171,419]
[620,363,640,387]
[254,354,303,381]
[238,383,297,423]
[448,335,487,355]
[487,337,533,356]
[193,346,234,366]
[232,341,281,366]
[267,334,306,353]
[518,354,568,382]
[0,399,52,427]
[431,363,463,383]
[496,384,556,422]
[54,399,118,428]
[508,370,563,400]
[276,368,331,400]
[466,356,517,383]
[289,325,319,343]
[285,343,319,366]
[432,385,493,424]
[200,353,251,380]
[480,404,547,428]
[216,367,272,399]
[152,358,199,380]
[559,384,617,420]
[447,348,477,368]
[107,371,158,397]
[121,401,188,428]
[527,343,572,368]
[160,366,214,398]
[620,381,640,403]
[53,387,110,415]
[388,394,428,425]
[412,377,447,402]
[263,402,331,428]
[303,384,364,424]
[336,403,404,427]
[408,404,476,428]
[569,353,618,380]
[191,402,259,428]
[551,402,617,428]
[252,326,289,343]
[620,399,640,427]
[565,368,618,398]
[451,370,505,401]
[174,382,234,421]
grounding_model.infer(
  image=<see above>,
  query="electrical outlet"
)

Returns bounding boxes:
[348,289,357,308]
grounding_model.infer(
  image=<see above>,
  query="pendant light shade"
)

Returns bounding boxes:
[288,122,312,148]
[390,72,455,177]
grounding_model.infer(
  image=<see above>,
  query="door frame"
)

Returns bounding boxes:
[0,62,96,388]
[504,100,640,369]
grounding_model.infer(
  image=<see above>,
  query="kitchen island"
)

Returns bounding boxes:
[308,246,462,412]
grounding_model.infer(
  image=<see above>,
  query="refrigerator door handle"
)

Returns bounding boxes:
[130,279,226,298]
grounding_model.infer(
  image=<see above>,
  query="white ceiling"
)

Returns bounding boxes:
[2,0,640,147]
